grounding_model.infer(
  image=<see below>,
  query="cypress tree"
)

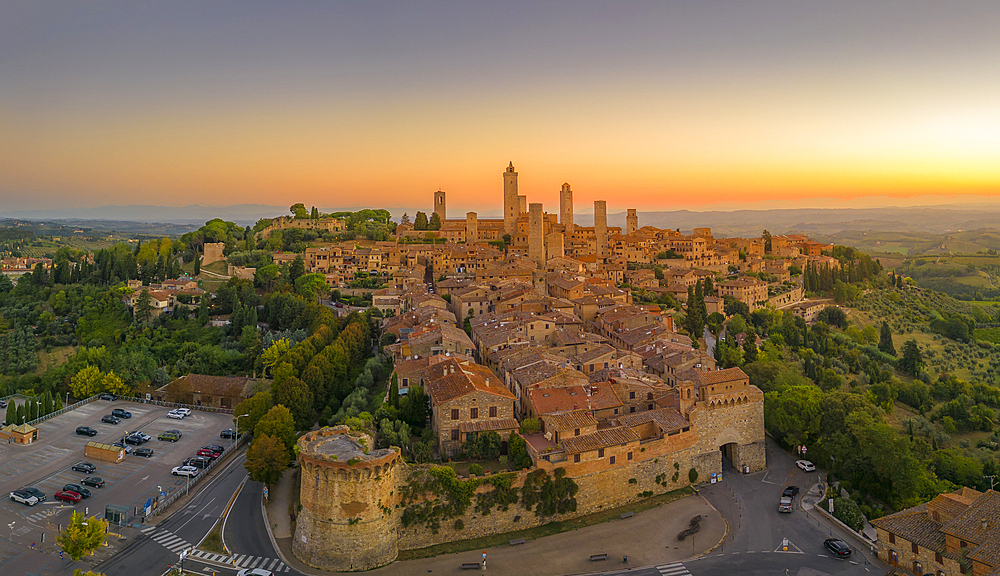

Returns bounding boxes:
[879,321,896,356]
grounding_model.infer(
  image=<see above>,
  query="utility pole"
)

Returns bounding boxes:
[986,475,997,490]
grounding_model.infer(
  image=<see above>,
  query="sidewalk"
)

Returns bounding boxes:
[265,471,726,576]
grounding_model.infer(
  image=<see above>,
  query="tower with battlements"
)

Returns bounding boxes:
[626,209,638,235]
[560,183,574,234]
[503,162,519,237]
[594,200,608,258]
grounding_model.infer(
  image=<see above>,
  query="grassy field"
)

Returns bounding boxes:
[974,328,1000,344]
[33,344,76,375]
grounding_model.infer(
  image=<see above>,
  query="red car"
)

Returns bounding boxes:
[55,490,83,504]
[196,449,220,460]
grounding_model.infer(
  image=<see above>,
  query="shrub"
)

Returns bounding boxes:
[469,464,484,476]
[688,468,699,484]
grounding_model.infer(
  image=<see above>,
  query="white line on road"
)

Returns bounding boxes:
[175,497,216,532]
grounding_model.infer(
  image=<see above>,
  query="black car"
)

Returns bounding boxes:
[71,462,96,473]
[21,487,46,502]
[824,538,852,558]
[62,484,92,499]
[80,477,105,488]
[220,428,239,439]
[203,444,225,454]
[782,486,800,498]
[183,456,212,469]
[101,414,120,425]
[134,447,154,458]
[76,426,98,437]
[124,435,145,446]
[111,408,132,419]
[166,429,183,438]
[98,393,115,401]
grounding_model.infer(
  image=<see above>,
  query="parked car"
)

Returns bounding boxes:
[795,460,816,472]
[167,410,185,420]
[778,496,793,513]
[76,426,98,437]
[134,447,154,458]
[204,444,225,453]
[183,456,212,469]
[133,431,152,442]
[166,429,183,437]
[174,408,192,417]
[80,477,105,488]
[62,484,92,499]
[21,487,46,502]
[782,486,800,498]
[111,442,133,454]
[172,466,199,478]
[9,490,39,506]
[98,393,116,401]
[124,435,145,446]
[824,538,852,558]
[158,432,180,442]
[71,462,96,474]
[111,408,132,419]
[220,428,240,439]
[54,490,83,504]
[196,449,220,460]
[0,400,6,408]
[101,414,120,425]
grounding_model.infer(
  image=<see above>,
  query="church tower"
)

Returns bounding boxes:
[434,190,446,223]
[503,162,518,237]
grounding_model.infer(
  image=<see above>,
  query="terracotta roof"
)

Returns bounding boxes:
[543,410,598,431]
[458,418,519,434]
[614,408,690,432]
[696,367,749,387]
[561,427,639,454]
[943,490,1000,545]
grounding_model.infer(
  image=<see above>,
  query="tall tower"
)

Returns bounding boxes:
[503,162,518,237]
[594,200,608,258]
[433,190,446,223]
[626,209,638,235]
[466,212,478,243]
[528,203,545,268]
[559,183,574,234]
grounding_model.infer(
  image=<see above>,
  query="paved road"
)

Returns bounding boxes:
[93,449,248,576]
[215,477,298,573]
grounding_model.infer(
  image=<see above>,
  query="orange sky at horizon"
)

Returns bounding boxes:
[1,2,998,214]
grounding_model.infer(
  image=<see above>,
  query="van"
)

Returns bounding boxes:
[778,496,793,513]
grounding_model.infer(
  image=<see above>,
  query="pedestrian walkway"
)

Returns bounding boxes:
[141,526,192,555]
[657,562,692,576]
[186,549,291,572]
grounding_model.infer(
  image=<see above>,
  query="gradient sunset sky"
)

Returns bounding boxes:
[1,1,998,216]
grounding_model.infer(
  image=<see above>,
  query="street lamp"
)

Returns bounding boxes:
[233,413,249,451]
[8,521,14,541]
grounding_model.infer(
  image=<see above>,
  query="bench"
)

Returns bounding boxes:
[590,554,608,562]
[509,538,526,546]
[620,512,635,519]
[461,562,481,570]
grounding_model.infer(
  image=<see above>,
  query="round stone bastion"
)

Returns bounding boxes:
[293,426,401,571]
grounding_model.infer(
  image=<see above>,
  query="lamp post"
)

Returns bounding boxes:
[8,521,14,541]
[233,413,249,452]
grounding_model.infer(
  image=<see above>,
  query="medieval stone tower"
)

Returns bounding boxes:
[466,212,478,243]
[559,183,574,234]
[528,203,545,267]
[626,209,638,235]
[293,427,401,572]
[434,190,446,223]
[503,162,519,236]
[594,200,608,258]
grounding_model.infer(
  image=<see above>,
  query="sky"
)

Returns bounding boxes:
[1,1,999,217]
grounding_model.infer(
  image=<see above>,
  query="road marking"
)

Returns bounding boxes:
[657,563,691,576]
[140,475,149,482]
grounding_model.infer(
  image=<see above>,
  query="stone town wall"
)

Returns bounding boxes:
[202,242,225,266]
[689,388,766,475]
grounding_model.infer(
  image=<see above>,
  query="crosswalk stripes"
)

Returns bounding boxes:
[658,561,692,576]
[188,549,290,572]
[143,528,193,555]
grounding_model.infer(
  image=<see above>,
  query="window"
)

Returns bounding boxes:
[590,363,594,372]
[647,392,653,400]
[648,404,654,410]
[471,407,479,419]
[913,562,922,575]
[598,448,605,458]
[451,409,459,420]
[911,542,919,554]
[489,406,497,418]
[574,428,580,436]
[614,408,619,415]
[451,429,459,440]
[630,391,636,400]
[888,533,895,544]
[574,454,580,463]
[610,455,616,465]
[935,552,943,564]
[630,406,636,413]
[402,378,409,387]
[627,451,633,461]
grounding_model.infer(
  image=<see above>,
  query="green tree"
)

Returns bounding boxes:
[234,391,273,434]
[413,211,428,230]
[742,332,758,364]
[193,252,201,276]
[900,339,923,377]
[244,433,291,486]
[58,511,108,561]
[294,273,327,300]
[878,321,896,356]
[133,289,153,324]
[260,339,290,377]
[71,365,106,398]
[388,373,399,408]
[255,404,297,453]
[287,255,306,283]
[102,370,131,397]
[428,212,442,230]
[289,203,308,219]
[274,376,314,430]
[4,402,14,425]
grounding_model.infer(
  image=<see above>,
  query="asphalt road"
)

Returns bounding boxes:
[94,449,248,576]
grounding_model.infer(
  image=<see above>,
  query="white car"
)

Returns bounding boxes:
[174,408,192,417]
[237,569,274,576]
[796,460,816,472]
[9,490,39,506]
[171,466,199,478]
[167,410,185,420]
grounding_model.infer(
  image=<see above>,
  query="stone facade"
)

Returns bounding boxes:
[504,162,519,236]
[202,242,225,266]
[594,200,608,258]
[294,427,401,572]
[626,209,638,235]
[559,183,574,234]
[528,203,544,268]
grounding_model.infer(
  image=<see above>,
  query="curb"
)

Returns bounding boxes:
[261,475,298,572]
[693,493,729,557]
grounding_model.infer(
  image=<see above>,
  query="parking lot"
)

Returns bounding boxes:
[0,398,237,541]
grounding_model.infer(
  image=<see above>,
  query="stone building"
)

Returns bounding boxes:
[294,427,401,571]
